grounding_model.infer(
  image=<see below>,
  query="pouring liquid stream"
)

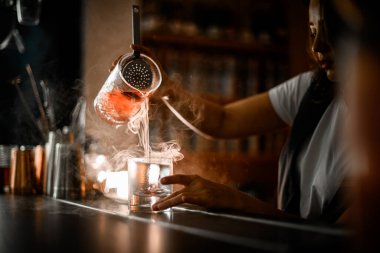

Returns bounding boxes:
[92,5,182,210]
[94,87,151,155]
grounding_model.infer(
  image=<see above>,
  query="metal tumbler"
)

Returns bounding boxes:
[52,143,85,199]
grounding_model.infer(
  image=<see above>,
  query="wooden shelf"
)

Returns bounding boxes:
[143,33,287,57]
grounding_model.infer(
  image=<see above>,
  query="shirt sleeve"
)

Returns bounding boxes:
[268,71,314,126]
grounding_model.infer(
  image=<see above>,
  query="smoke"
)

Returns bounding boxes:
[87,71,244,192]
[153,75,248,189]
[86,93,184,174]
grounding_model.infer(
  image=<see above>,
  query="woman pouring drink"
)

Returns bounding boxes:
[102,0,349,223]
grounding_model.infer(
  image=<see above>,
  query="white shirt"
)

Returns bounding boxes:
[268,71,348,219]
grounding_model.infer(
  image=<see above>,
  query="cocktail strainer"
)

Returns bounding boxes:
[120,5,161,96]
[93,5,162,124]
[123,58,153,90]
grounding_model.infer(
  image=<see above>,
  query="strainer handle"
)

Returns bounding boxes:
[132,5,140,45]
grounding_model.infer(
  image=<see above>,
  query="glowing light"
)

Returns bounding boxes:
[115,171,129,199]
[86,154,129,201]
[97,171,107,182]
[85,153,112,171]
[95,155,106,166]
[148,164,160,185]
[97,170,129,201]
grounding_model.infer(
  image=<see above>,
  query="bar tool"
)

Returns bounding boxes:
[120,5,161,94]
[94,5,162,124]
[52,128,85,200]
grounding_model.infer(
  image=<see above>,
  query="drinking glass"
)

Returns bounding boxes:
[128,157,172,212]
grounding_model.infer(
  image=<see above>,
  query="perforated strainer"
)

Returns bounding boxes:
[93,5,162,124]
[119,5,161,96]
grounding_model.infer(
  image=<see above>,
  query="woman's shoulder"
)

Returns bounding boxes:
[286,70,315,89]
[271,70,314,98]
[268,70,316,125]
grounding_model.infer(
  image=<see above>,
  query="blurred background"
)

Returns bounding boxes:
[0,0,82,145]
[1,0,311,203]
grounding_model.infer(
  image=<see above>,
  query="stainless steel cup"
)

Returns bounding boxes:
[44,131,58,196]
[52,143,85,199]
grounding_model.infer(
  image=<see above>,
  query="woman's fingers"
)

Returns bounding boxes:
[109,54,123,72]
[152,174,239,211]
[152,190,207,211]
[108,45,156,73]
[160,174,198,186]
[152,176,211,211]
[131,44,154,57]
[152,192,187,211]
[152,177,200,211]
[131,44,166,72]
[154,188,186,204]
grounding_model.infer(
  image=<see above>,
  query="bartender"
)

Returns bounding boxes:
[130,0,348,223]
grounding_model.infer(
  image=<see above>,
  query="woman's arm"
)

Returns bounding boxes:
[200,92,287,138]
[132,44,287,139]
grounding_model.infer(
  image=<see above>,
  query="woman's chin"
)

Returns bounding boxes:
[326,69,336,81]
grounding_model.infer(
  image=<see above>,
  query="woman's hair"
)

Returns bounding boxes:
[327,1,380,56]
[303,0,333,83]
[307,0,335,100]
[312,68,335,102]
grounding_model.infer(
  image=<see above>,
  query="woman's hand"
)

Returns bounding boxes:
[108,44,178,102]
[131,44,170,83]
[109,44,169,83]
[152,174,299,221]
[151,174,246,211]
[131,44,178,100]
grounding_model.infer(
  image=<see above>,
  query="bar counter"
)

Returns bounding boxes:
[0,195,351,253]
